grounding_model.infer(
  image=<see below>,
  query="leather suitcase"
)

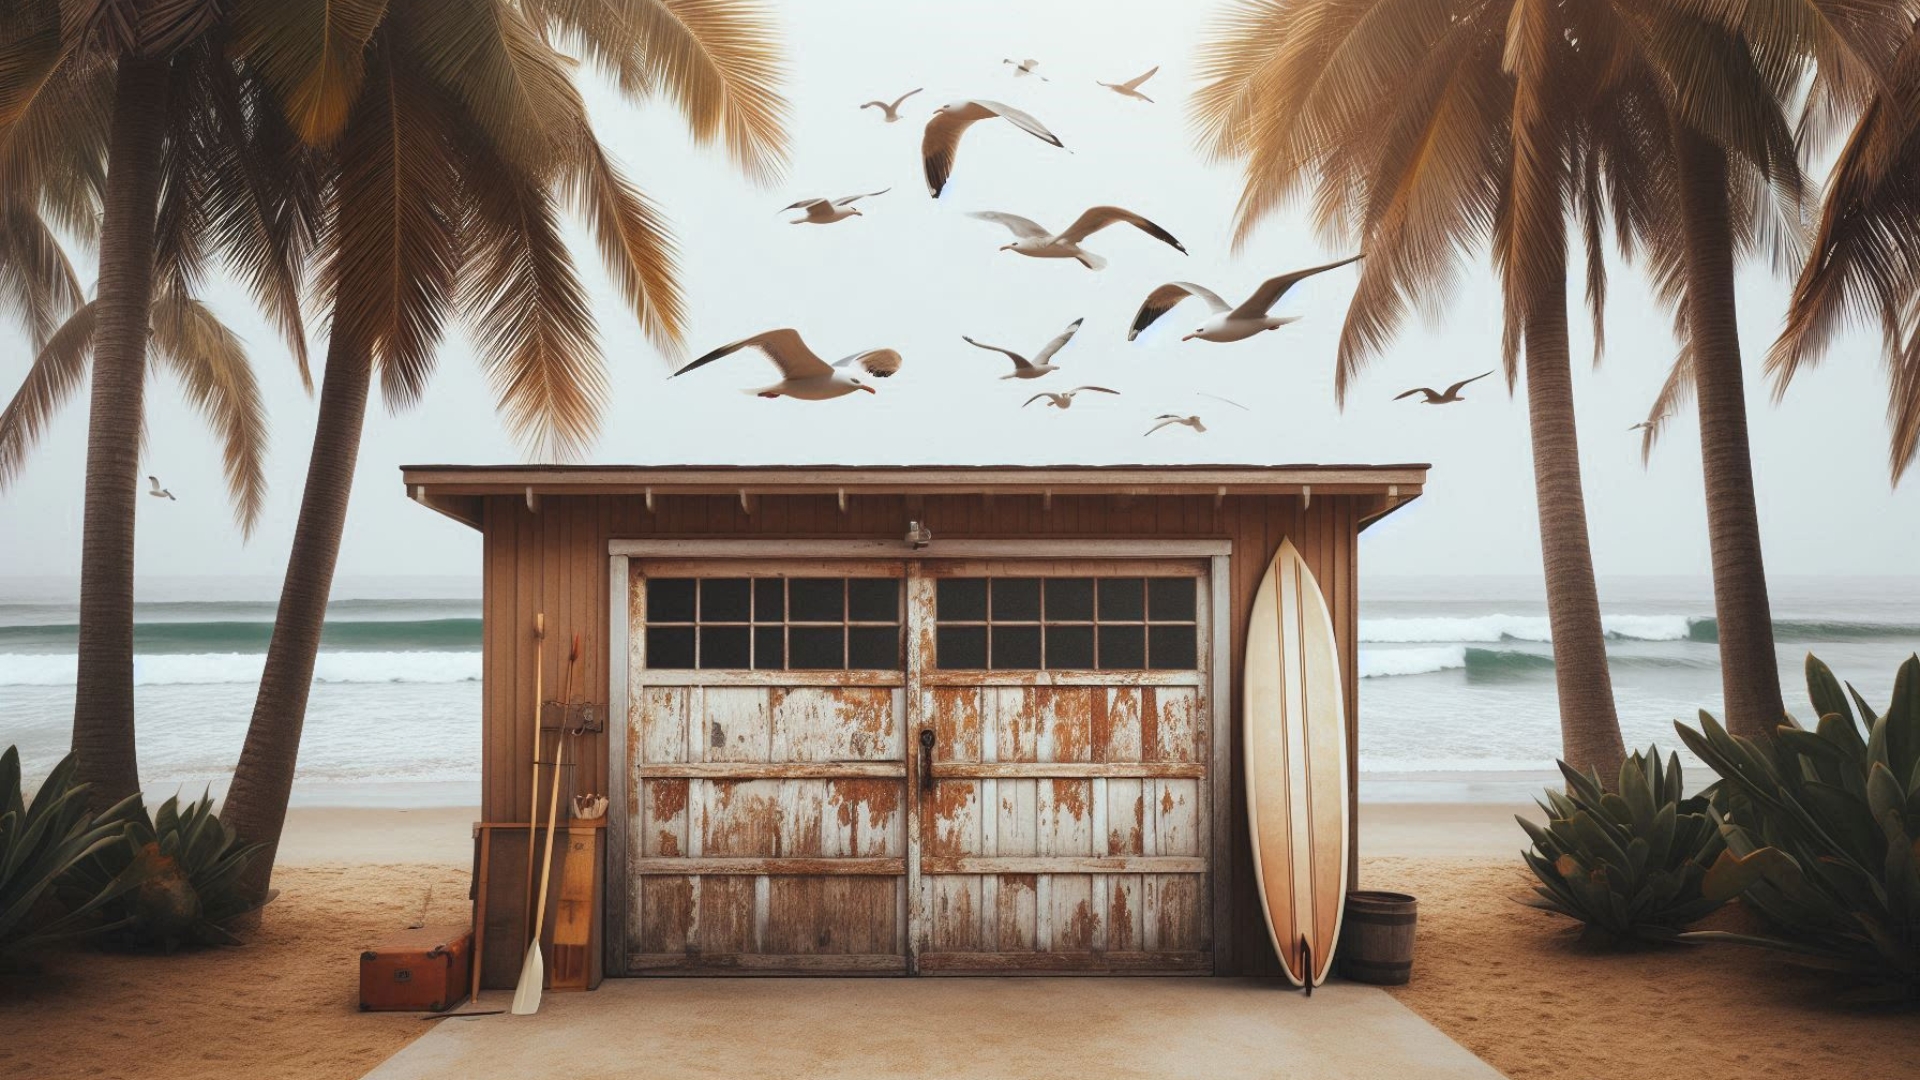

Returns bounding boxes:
[359,926,473,1012]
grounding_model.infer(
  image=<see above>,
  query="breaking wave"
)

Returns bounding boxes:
[0,650,481,687]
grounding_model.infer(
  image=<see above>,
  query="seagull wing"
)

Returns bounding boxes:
[923,100,1062,197]
[1144,415,1184,436]
[1070,385,1121,396]
[1057,206,1186,252]
[962,335,1032,369]
[834,348,903,378]
[1394,387,1437,401]
[890,87,923,111]
[833,188,889,206]
[675,328,833,381]
[782,197,829,211]
[1031,317,1084,365]
[147,475,161,493]
[1197,392,1249,411]
[969,210,1051,239]
[1443,370,1494,397]
[859,100,889,111]
[1022,392,1057,408]
[1232,254,1365,319]
[1121,65,1159,90]
[1128,282,1228,340]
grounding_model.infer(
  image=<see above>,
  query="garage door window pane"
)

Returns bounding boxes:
[848,626,900,669]
[648,579,696,623]
[1098,578,1145,621]
[700,578,751,622]
[937,625,988,670]
[1148,625,1198,670]
[754,579,785,621]
[789,626,845,669]
[1045,578,1094,621]
[1148,578,1196,622]
[699,625,751,669]
[991,625,1042,668]
[848,579,899,622]
[1098,624,1146,669]
[991,578,1041,621]
[1045,625,1095,669]
[789,578,845,622]
[646,626,695,669]
[753,626,785,669]
[937,578,988,621]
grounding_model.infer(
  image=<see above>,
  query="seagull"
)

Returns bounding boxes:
[1003,58,1047,80]
[147,476,175,501]
[1145,414,1206,435]
[672,329,902,400]
[922,99,1064,197]
[1395,371,1493,404]
[782,189,888,225]
[859,88,923,122]
[962,318,1083,379]
[1628,415,1669,432]
[971,207,1185,270]
[1128,255,1363,342]
[1097,66,1159,102]
[1024,386,1120,410]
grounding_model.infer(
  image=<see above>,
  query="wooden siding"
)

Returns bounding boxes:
[476,492,1368,976]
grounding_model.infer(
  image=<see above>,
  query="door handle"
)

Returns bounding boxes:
[918,729,936,792]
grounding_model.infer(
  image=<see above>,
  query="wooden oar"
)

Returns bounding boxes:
[512,633,577,1016]
[523,614,546,949]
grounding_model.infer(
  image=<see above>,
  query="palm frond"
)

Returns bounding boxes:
[1641,341,1695,466]
[148,279,269,535]
[0,298,94,488]
[232,0,389,145]
[0,51,110,243]
[406,0,587,178]
[0,198,85,348]
[559,134,686,354]
[529,0,789,184]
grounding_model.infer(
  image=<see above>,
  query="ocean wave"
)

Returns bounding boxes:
[1359,614,1703,643]
[1359,646,1718,679]
[0,618,482,654]
[0,650,482,687]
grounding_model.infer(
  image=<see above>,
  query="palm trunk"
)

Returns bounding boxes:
[220,337,372,902]
[70,57,171,810]
[1673,127,1784,744]
[1525,266,1627,779]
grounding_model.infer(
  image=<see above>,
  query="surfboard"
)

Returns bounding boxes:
[1243,538,1350,989]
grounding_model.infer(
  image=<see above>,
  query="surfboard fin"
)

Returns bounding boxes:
[1301,936,1314,998]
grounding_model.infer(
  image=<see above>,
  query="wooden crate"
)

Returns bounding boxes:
[471,821,604,992]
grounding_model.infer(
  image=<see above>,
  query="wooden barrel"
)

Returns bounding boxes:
[1338,891,1417,985]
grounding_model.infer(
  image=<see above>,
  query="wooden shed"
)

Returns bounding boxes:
[403,464,1426,980]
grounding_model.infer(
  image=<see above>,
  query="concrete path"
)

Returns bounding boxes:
[365,978,1504,1079]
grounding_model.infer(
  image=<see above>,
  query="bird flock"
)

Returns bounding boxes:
[668,58,1491,436]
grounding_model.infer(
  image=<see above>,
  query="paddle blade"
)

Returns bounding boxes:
[509,944,543,1015]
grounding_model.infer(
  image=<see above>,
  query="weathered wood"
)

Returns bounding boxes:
[1338,890,1417,985]
[915,951,1210,973]
[930,762,1206,780]
[920,856,1205,875]
[628,857,905,875]
[626,952,907,973]
[636,763,905,780]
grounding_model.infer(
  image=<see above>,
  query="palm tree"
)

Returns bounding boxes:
[1193,0,1632,777]
[1,6,317,808]
[217,0,789,901]
[1771,25,1920,482]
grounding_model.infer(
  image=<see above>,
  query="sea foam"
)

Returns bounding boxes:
[1359,613,1698,643]
[0,650,482,687]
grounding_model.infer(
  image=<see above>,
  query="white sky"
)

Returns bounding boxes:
[1,0,1916,587]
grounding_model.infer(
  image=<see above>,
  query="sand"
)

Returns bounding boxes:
[3,803,1914,1080]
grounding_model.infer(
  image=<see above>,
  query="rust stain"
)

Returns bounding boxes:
[1109,883,1136,950]
[839,688,894,758]
[655,830,681,857]
[1049,688,1092,763]
[1051,779,1089,822]
[1160,785,1176,816]
[1111,793,1145,856]
[1063,898,1099,951]
[926,782,977,858]
[651,778,688,820]
[1141,687,1161,761]
[1089,689,1111,763]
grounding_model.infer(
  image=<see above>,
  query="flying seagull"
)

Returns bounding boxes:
[1097,66,1159,102]
[672,329,902,400]
[971,207,1185,270]
[922,99,1064,197]
[860,88,923,122]
[1128,255,1363,342]
[147,476,175,501]
[782,189,888,225]
[1628,415,1669,432]
[1145,414,1207,436]
[1024,385,1120,410]
[1003,58,1047,80]
[1395,371,1493,405]
[963,317,1083,379]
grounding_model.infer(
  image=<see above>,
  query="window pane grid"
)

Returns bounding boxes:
[933,576,1199,671]
[645,577,901,671]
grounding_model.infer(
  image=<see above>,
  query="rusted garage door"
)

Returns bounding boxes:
[622,558,1212,976]
[624,562,909,973]
[913,560,1212,973]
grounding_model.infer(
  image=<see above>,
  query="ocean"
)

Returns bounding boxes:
[2,575,1917,806]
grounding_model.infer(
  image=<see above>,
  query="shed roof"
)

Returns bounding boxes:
[401,463,1429,530]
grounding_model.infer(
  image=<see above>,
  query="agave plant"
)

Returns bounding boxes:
[0,749,137,966]
[1518,748,1728,945]
[64,792,270,953]
[1676,654,1920,996]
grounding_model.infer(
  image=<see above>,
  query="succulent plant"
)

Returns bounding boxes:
[64,792,270,953]
[1,748,139,966]
[1518,747,1728,944]
[1675,654,1920,996]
